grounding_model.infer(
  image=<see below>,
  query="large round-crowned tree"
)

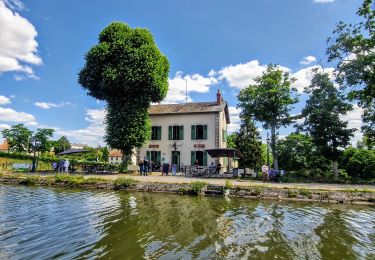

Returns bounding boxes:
[79,22,170,157]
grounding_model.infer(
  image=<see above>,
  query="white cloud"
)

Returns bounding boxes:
[0,0,42,79]
[0,123,10,130]
[0,95,11,105]
[227,106,241,133]
[164,71,217,103]
[34,101,74,109]
[313,0,334,3]
[0,106,37,124]
[300,55,316,65]
[55,109,106,147]
[292,65,335,92]
[340,105,364,145]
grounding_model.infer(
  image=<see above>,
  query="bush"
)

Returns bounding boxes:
[113,177,137,189]
[18,175,38,185]
[189,181,207,194]
[346,149,375,179]
[54,174,85,186]
[224,180,233,189]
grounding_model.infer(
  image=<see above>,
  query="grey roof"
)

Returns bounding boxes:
[149,101,230,123]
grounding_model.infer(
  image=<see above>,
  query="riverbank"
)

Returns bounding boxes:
[0,173,374,204]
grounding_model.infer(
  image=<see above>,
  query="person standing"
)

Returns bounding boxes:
[64,159,70,173]
[59,159,65,173]
[139,160,143,175]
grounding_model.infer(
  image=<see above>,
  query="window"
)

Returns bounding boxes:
[146,150,161,164]
[151,126,162,140]
[168,125,184,140]
[191,151,208,166]
[191,125,207,140]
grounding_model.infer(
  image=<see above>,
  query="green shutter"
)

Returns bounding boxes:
[179,125,184,140]
[146,151,151,161]
[203,151,208,166]
[157,126,162,140]
[191,151,196,166]
[157,151,161,164]
[191,125,196,140]
[168,126,172,140]
[203,125,207,140]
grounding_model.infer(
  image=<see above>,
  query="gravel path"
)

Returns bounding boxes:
[84,173,375,191]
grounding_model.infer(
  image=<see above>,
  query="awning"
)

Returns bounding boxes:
[57,149,89,156]
[204,148,243,158]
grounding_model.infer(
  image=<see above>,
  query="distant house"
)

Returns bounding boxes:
[0,140,9,153]
[109,150,123,165]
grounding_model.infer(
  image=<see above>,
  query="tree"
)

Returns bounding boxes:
[234,118,263,170]
[327,0,375,143]
[226,133,237,148]
[102,147,109,162]
[341,147,375,179]
[1,124,32,153]
[237,64,298,170]
[33,128,54,155]
[78,22,170,158]
[277,133,330,172]
[300,71,355,178]
[53,136,71,155]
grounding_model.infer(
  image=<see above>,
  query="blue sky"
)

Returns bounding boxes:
[0,0,364,146]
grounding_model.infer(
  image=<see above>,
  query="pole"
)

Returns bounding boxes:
[266,132,270,168]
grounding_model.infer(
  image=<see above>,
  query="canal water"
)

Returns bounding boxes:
[0,184,374,260]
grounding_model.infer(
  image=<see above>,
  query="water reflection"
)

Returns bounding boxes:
[0,184,374,259]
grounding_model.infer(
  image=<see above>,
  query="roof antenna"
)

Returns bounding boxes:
[185,76,188,104]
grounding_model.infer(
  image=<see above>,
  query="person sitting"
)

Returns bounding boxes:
[208,162,216,174]
[215,163,222,174]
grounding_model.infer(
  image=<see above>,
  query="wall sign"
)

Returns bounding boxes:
[194,144,205,148]
[149,144,159,148]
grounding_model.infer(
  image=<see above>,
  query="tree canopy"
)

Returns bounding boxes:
[78,22,170,156]
[300,71,354,177]
[1,124,32,153]
[33,128,54,154]
[237,64,298,170]
[327,0,375,143]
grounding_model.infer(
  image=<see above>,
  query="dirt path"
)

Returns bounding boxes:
[84,173,375,192]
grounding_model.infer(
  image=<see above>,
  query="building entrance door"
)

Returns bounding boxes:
[171,151,180,171]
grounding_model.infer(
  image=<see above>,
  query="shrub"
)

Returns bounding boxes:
[224,180,233,190]
[299,189,310,196]
[18,175,38,185]
[287,189,298,198]
[54,174,85,186]
[189,181,207,194]
[113,177,137,189]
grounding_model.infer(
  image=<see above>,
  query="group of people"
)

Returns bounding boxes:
[138,159,152,175]
[208,161,222,174]
[52,159,70,173]
[261,165,284,182]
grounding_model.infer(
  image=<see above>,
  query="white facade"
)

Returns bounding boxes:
[138,97,230,169]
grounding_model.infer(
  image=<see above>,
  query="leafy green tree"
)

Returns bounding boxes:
[78,22,170,157]
[53,136,71,155]
[238,64,298,170]
[234,118,263,170]
[277,133,330,172]
[342,148,375,179]
[226,133,237,148]
[1,124,33,153]
[33,128,54,155]
[102,147,109,162]
[300,71,355,178]
[327,0,375,143]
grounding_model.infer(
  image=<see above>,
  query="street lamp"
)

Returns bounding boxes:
[31,137,41,172]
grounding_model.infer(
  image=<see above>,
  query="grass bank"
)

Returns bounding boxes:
[0,173,374,204]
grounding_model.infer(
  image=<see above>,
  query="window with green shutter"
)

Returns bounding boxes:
[191,151,196,166]
[192,124,207,140]
[169,125,184,140]
[146,151,151,161]
[151,126,162,140]
[191,125,196,140]
[203,151,207,166]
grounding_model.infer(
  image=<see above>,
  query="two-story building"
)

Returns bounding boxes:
[138,90,230,169]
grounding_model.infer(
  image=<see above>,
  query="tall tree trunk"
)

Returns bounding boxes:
[332,160,338,179]
[271,123,278,170]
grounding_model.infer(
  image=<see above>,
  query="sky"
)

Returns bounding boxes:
[0,0,365,147]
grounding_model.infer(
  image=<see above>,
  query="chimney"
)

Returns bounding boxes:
[217,89,222,105]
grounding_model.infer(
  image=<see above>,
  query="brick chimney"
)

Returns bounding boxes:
[217,89,222,105]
